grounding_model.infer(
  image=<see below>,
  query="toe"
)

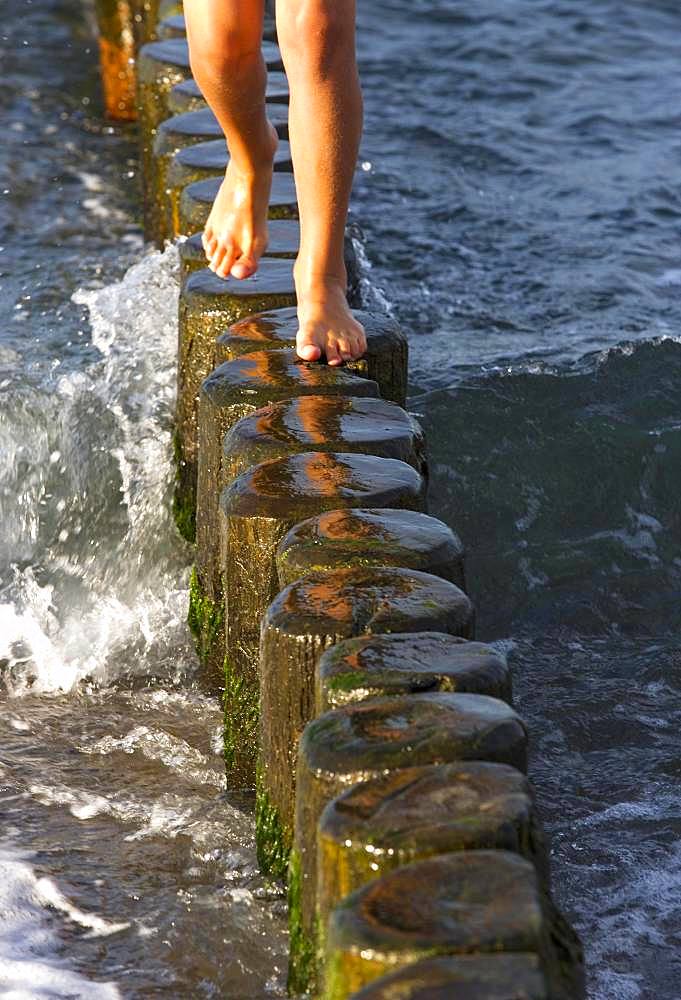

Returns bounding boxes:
[215,242,237,279]
[297,331,322,362]
[210,240,228,274]
[230,254,258,280]
[336,336,354,362]
[204,233,218,259]
[325,339,343,366]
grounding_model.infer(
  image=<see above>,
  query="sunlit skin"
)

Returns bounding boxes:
[184,0,367,365]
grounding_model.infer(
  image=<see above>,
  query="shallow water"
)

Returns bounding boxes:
[1,0,680,996]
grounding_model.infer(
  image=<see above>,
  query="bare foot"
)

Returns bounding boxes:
[295,274,367,366]
[202,121,278,280]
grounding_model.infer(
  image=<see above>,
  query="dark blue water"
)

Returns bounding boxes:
[2,0,680,996]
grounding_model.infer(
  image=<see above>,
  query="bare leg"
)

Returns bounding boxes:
[276,0,366,364]
[184,0,278,279]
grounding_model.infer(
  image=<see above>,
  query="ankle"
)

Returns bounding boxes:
[294,261,347,301]
[227,120,278,177]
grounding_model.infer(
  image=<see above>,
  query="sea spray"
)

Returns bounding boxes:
[0,246,195,695]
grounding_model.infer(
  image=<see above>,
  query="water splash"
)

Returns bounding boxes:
[0,246,196,695]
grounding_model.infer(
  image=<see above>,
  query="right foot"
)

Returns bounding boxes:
[202,121,278,280]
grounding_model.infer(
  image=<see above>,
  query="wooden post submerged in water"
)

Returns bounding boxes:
[90,6,588,999]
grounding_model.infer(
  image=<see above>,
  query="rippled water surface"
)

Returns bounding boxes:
[2,0,681,996]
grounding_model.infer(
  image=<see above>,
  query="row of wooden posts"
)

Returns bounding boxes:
[93,2,586,997]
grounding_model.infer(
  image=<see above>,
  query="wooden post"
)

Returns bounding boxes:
[315,762,550,972]
[94,0,136,121]
[317,632,512,712]
[175,267,298,541]
[289,695,527,994]
[347,954,549,1000]
[220,456,425,785]
[216,307,408,406]
[224,397,425,484]
[257,573,476,875]
[277,508,464,590]
[324,852,584,1000]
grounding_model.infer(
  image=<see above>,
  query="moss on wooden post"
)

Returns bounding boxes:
[217,307,408,405]
[95,0,136,121]
[348,953,549,1000]
[288,694,526,994]
[323,851,584,1000]
[175,267,298,540]
[223,397,425,485]
[177,170,296,237]
[317,632,512,712]
[167,138,293,241]
[276,507,466,590]
[317,762,550,954]
[219,456,425,785]
[258,572,475,874]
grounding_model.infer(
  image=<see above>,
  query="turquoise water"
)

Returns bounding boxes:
[2,0,681,995]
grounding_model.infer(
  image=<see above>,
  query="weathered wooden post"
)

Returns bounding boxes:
[223,397,425,484]
[315,762,550,961]
[257,573,476,876]
[317,632,512,711]
[94,0,136,120]
[219,456,426,783]
[324,852,584,1000]
[288,693,527,993]
[216,308,408,405]
[347,954,549,1000]
[276,508,463,589]
[175,269,298,540]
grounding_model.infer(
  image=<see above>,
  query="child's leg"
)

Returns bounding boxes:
[276,0,366,364]
[184,0,277,279]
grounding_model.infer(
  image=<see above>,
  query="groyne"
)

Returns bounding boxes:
[94,3,586,996]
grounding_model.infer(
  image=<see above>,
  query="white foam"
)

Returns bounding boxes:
[0,845,123,999]
[0,246,195,695]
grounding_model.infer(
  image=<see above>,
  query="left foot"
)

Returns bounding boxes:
[295,275,366,365]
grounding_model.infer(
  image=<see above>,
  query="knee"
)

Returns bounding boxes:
[277,0,355,77]
[188,28,261,85]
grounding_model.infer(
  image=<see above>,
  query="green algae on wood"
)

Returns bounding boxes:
[323,851,585,1000]
[290,694,526,995]
[167,138,293,241]
[95,0,136,121]
[175,269,298,536]
[255,768,291,879]
[178,170,297,237]
[258,572,476,870]
[277,507,465,590]
[223,397,426,485]
[218,454,423,785]
[216,307,408,405]
[187,565,224,690]
[349,953,549,1000]
[317,631,512,712]
[316,762,551,958]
